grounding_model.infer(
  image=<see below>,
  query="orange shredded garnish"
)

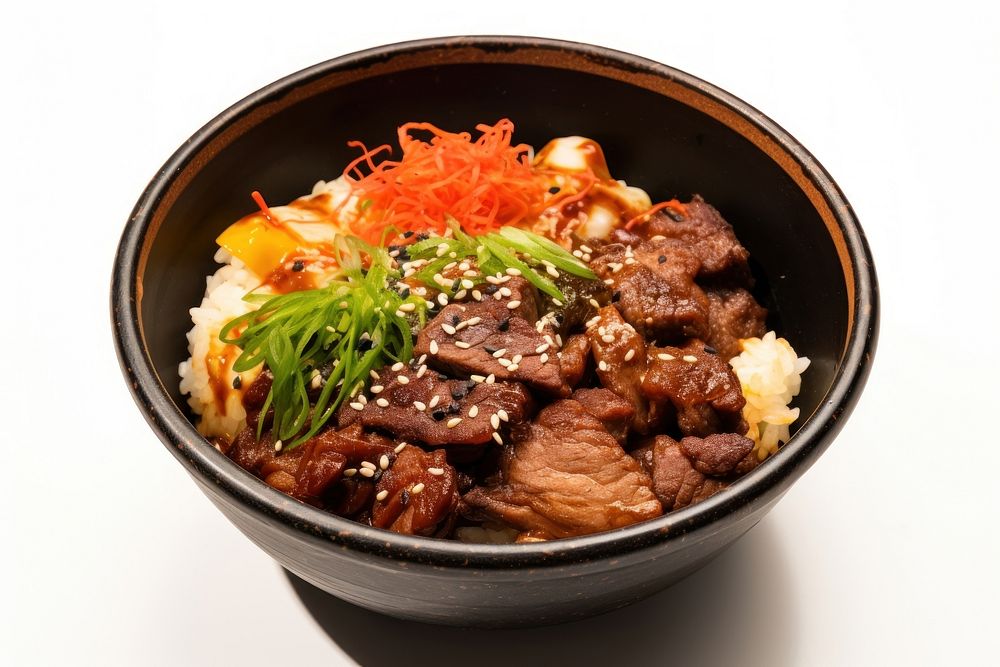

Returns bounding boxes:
[342,119,550,244]
[623,199,690,230]
[250,190,279,227]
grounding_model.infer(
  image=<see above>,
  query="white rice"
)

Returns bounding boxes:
[729,331,811,460]
[178,249,267,440]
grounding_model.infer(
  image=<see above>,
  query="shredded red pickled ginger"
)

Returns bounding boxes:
[342,119,550,243]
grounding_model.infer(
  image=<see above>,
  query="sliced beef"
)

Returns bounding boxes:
[612,196,752,286]
[571,388,635,444]
[338,364,533,447]
[592,243,709,342]
[641,339,747,437]
[462,399,661,540]
[372,446,459,536]
[559,333,591,388]
[586,305,664,435]
[227,423,395,506]
[414,276,569,396]
[706,288,767,360]
[633,433,755,511]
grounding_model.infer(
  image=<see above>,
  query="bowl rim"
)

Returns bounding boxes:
[111,35,878,568]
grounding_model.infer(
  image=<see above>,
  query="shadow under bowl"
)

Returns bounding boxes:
[112,36,878,627]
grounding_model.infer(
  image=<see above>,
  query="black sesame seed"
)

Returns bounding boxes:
[657,255,666,264]
[403,230,414,238]
[450,314,461,325]
[400,489,411,506]
[397,249,411,262]
[398,285,410,298]
[431,409,446,421]
[703,345,717,355]
[291,260,305,272]
[484,346,499,355]
[611,290,621,303]
[416,232,430,241]
[232,376,242,389]
[497,317,510,332]
[371,470,383,483]
[548,186,561,194]
[484,284,499,295]
[667,209,685,222]
[447,401,461,414]
[554,313,565,324]
[357,338,373,352]
[451,386,468,400]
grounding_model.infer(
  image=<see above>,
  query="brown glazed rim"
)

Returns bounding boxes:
[112,36,878,569]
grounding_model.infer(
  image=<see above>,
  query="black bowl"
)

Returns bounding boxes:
[112,36,878,627]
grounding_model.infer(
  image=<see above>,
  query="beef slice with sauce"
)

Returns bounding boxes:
[586,305,666,435]
[227,423,395,506]
[462,398,662,541]
[558,333,592,388]
[337,364,533,447]
[705,288,767,361]
[633,433,755,511]
[591,242,710,342]
[611,195,753,286]
[372,445,459,537]
[641,339,748,437]
[571,387,635,444]
[414,276,569,396]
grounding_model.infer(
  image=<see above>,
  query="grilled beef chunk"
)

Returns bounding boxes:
[571,388,635,444]
[705,288,767,360]
[559,333,591,388]
[592,243,710,342]
[414,277,569,396]
[228,423,395,506]
[641,339,747,437]
[611,196,752,286]
[338,364,533,447]
[462,399,661,540]
[372,446,459,536]
[633,433,755,511]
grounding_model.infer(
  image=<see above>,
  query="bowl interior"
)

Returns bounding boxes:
[140,59,847,431]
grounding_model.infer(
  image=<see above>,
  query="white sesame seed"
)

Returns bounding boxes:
[417,354,427,365]
[598,326,607,336]
[589,298,601,308]
[544,334,555,345]
[602,334,615,343]
[546,266,560,278]
[370,369,381,380]
[506,267,522,276]
[274,440,283,452]
[326,325,337,333]
[344,468,358,477]
[497,409,509,422]
[454,289,467,300]
[359,467,375,478]
[492,432,503,444]
[376,398,390,407]
[598,360,609,372]
[446,417,462,428]
[466,316,482,326]
[391,362,405,371]
[416,365,427,378]
[455,341,471,349]
[379,454,390,470]
[370,384,384,394]
[471,374,486,383]
[459,262,471,271]
[358,394,368,405]
[394,443,407,453]
[413,401,426,411]
[498,274,512,283]
[572,249,583,258]
[441,323,457,335]
[625,257,637,266]
[498,358,512,368]
[360,461,376,471]
[438,293,450,307]
[411,483,426,494]
[494,292,504,301]
[511,354,523,364]
[486,275,501,284]
[468,405,479,418]
[491,414,501,429]
[428,467,445,476]
[507,300,521,310]
[398,302,416,312]
[428,395,440,408]
[311,374,323,389]
[658,353,675,361]
[376,490,389,501]
[429,340,439,355]
[461,279,475,290]
[535,320,545,333]
[485,374,496,384]
[493,348,508,358]
[585,316,601,328]
[683,355,698,363]
[455,320,468,331]
[472,290,483,301]
[624,349,636,361]
[535,343,549,354]
[580,244,593,254]
[539,353,549,364]
[350,402,364,411]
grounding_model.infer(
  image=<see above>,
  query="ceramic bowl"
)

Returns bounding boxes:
[112,36,878,627]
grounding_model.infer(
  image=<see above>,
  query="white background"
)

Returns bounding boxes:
[3,1,998,665]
